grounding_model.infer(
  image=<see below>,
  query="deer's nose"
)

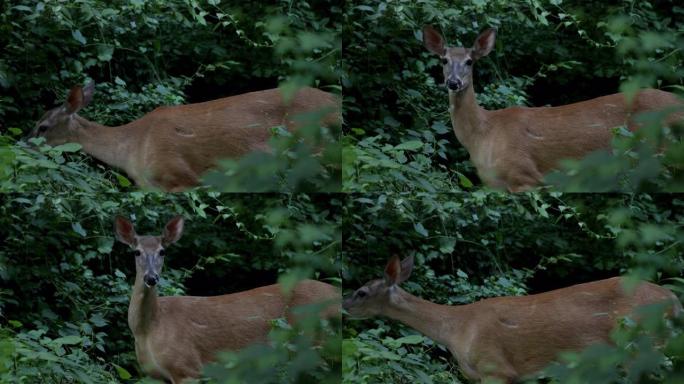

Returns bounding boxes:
[447,78,462,90]
[144,274,159,286]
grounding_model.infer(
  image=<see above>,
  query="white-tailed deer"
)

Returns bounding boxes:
[33,83,340,191]
[423,26,683,191]
[114,216,340,383]
[343,256,681,383]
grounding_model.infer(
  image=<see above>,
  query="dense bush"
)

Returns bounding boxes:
[342,193,684,383]
[0,192,342,382]
[342,0,684,192]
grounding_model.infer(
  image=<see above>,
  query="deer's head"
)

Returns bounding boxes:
[32,82,95,144]
[343,255,414,319]
[423,26,496,93]
[114,216,184,287]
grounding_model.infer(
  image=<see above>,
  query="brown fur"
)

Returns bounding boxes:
[34,86,340,191]
[344,257,681,383]
[452,87,681,191]
[130,278,340,383]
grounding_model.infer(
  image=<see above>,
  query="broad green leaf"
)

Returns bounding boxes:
[51,143,82,153]
[457,173,473,188]
[113,363,132,379]
[414,222,428,237]
[394,335,424,345]
[72,30,87,45]
[394,140,423,151]
[52,335,82,346]
[113,171,132,187]
[97,45,114,61]
[72,222,87,237]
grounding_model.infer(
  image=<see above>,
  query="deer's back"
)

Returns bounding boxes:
[485,89,681,175]
[460,277,678,377]
[139,280,339,379]
[129,87,338,178]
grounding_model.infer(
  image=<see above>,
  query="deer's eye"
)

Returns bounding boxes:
[356,290,367,299]
[159,249,166,256]
[38,124,49,133]
[134,250,142,257]
[440,57,448,65]
[465,59,473,66]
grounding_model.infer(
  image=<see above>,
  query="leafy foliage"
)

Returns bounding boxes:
[206,312,341,384]
[546,17,684,191]
[204,107,342,192]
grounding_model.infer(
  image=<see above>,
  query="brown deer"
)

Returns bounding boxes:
[343,255,681,383]
[33,83,340,191]
[422,26,682,191]
[114,216,340,383]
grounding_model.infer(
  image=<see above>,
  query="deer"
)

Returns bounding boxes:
[32,82,340,191]
[343,255,681,383]
[114,216,340,383]
[422,25,683,192]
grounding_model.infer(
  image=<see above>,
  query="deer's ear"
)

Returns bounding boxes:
[162,216,184,246]
[82,81,95,108]
[384,255,401,285]
[398,255,414,284]
[423,25,446,56]
[65,85,85,114]
[114,216,137,247]
[472,28,496,60]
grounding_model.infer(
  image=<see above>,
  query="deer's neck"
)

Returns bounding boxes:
[448,86,488,151]
[128,275,159,335]
[384,287,463,348]
[72,115,137,174]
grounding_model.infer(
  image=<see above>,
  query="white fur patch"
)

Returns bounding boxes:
[144,338,172,381]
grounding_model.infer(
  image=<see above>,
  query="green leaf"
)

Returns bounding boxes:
[51,143,82,152]
[414,222,428,237]
[278,81,300,104]
[439,238,456,253]
[457,173,474,188]
[113,171,132,187]
[12,5,32,12]
[53,335,82,346]
[113,364,132,380]
[72,30,87,45]
[90,313,108,327]
[394,334,424,345]
[72,222,87,237]
[97,45,114,62]
[394,140,423,151]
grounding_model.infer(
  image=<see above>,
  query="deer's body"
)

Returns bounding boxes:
[114,216,340,383]
[130,278,339,382]
[344,256,681,383]
[35,85,339,191]
[423,26,682,191]
[398,277,678,381]
[454,87,681,190]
